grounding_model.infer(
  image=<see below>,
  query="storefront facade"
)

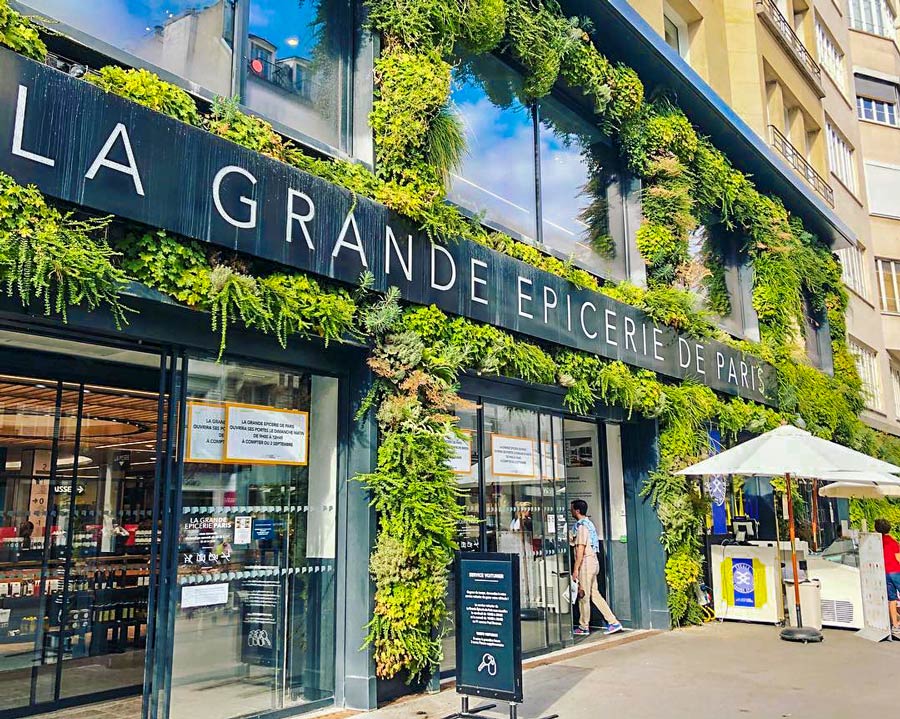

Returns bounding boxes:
[0,0,861,717]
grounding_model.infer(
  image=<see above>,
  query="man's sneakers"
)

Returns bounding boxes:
[603,622,624,636]
[573,627,591,636]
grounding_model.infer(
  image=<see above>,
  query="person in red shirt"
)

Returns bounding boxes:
[875,518,900,637]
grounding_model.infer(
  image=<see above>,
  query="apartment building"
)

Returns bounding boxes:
[634,0,900,434]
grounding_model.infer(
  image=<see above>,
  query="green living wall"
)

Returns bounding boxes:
[3,0,900,683]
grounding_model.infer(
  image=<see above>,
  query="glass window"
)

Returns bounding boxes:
[482,403,565,654]
[537,96,627,281]
[244,0,348,149]
[849,340,882,411]
[877,257,900,313]
[449,55,538,242]
[826,121,857,192]
[171,357,337,719]
[815,20,846,91]
[837,246,870,300]
[849,0,897,38]
[664,15,682,54]
[24,0,236,97]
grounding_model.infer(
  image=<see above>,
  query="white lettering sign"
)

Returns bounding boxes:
[181,582,229,609]
[186,401,225,463]
[491,435,535,478]
[224,403,309,466]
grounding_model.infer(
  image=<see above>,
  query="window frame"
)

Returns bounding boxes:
[17,0,357,160]
[848,0,897,39]
[837,245,870,301]
[663,4,691,60]
[825,120,857,193]
[876,257,900,313]
[815,18,847,92]
[849,339,883,412]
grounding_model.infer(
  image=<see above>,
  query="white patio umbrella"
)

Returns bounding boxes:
[819,482,900,499]
[676,424,900,643]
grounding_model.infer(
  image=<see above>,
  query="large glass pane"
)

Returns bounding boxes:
[483,403,550,653]
[171,358,337,719]
[604,425,632,624]
[449,55,538,241]
[538,96,627,281]
[24,0,235,97]
[442,403,480,672]
[244,0,349,149]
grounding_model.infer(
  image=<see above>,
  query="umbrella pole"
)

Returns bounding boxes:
[785,473,803,626]
[780,473,823,643]
[811,479,819,552]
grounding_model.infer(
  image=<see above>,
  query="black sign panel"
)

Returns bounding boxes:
[0,48,777,404]
[455,552,522,703]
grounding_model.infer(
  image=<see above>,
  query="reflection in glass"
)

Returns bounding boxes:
[442,405,480,672]
[449,55,537,241]
[245,0,348,148]
[482,403,565,655]
[171,358,337,719]
[538,97,623,279]
[25,0,235,96]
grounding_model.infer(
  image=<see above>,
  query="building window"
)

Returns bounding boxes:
[865,162,900,218]
[243,0,350,151]
[838,246,870,300]
[849,0,897,38]
[855,74,900,126]
[537,96,626,281]
[172,358,339,719]
[876,257,900,312]
[663,6,690,59]
[891,366,900,419]
[449,55,538,241]
[850,340,882,411]
[23,0,237,97]
[826,121,857,192]
[858,96,899,125]
[815,20,846,91]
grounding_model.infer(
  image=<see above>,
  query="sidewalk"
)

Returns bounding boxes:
[356,622,897,719]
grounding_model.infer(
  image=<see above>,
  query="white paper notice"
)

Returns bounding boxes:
[491,435,535,478]
[447,432,472,474]
[186,402,225,463]
[234,516,252,545]
[181,582,229,609]
[224,404,309,465]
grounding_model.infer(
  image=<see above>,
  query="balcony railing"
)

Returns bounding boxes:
[769,125,835,207]
[248,56,313,101]
[756,0,823,94]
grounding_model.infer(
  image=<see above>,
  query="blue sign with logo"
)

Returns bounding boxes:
[708,429,728,534]
[252,518,275,541]
[732,558,755,608]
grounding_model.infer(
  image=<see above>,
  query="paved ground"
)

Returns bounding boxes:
[358,622,898,719]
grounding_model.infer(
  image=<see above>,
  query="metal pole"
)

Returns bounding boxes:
[785,473,803,627]
[509,703,518,719]
[811,479,820,552]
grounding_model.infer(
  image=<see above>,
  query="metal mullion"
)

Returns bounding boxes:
[53,384,85,702]
[534,413,550,651]
[30,381,64,706]
[547,415,565,647]
[153,351,187,719]
[143,350,171,719]
[532,102,544,246]
[475,401,487,551]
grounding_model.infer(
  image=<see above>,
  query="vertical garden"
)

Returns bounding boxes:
[2,0,900,684]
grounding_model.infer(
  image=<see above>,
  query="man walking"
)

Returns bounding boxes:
[570,499,622,636]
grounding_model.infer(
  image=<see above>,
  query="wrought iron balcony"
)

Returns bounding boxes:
[756,0,824,96]
[769,125,834,207]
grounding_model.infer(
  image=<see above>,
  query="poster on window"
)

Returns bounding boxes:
[447,431,474,474]
[185,401,226,463]
[491,435,535,478]
[224,403,309,466]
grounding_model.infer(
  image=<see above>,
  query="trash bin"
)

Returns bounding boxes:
[785,578,823,630]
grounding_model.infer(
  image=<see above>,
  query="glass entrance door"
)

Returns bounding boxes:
[0,332,165,718]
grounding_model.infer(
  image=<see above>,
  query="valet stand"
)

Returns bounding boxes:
[443,696,559,719]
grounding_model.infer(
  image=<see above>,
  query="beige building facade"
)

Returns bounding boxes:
[634,0,900,434]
